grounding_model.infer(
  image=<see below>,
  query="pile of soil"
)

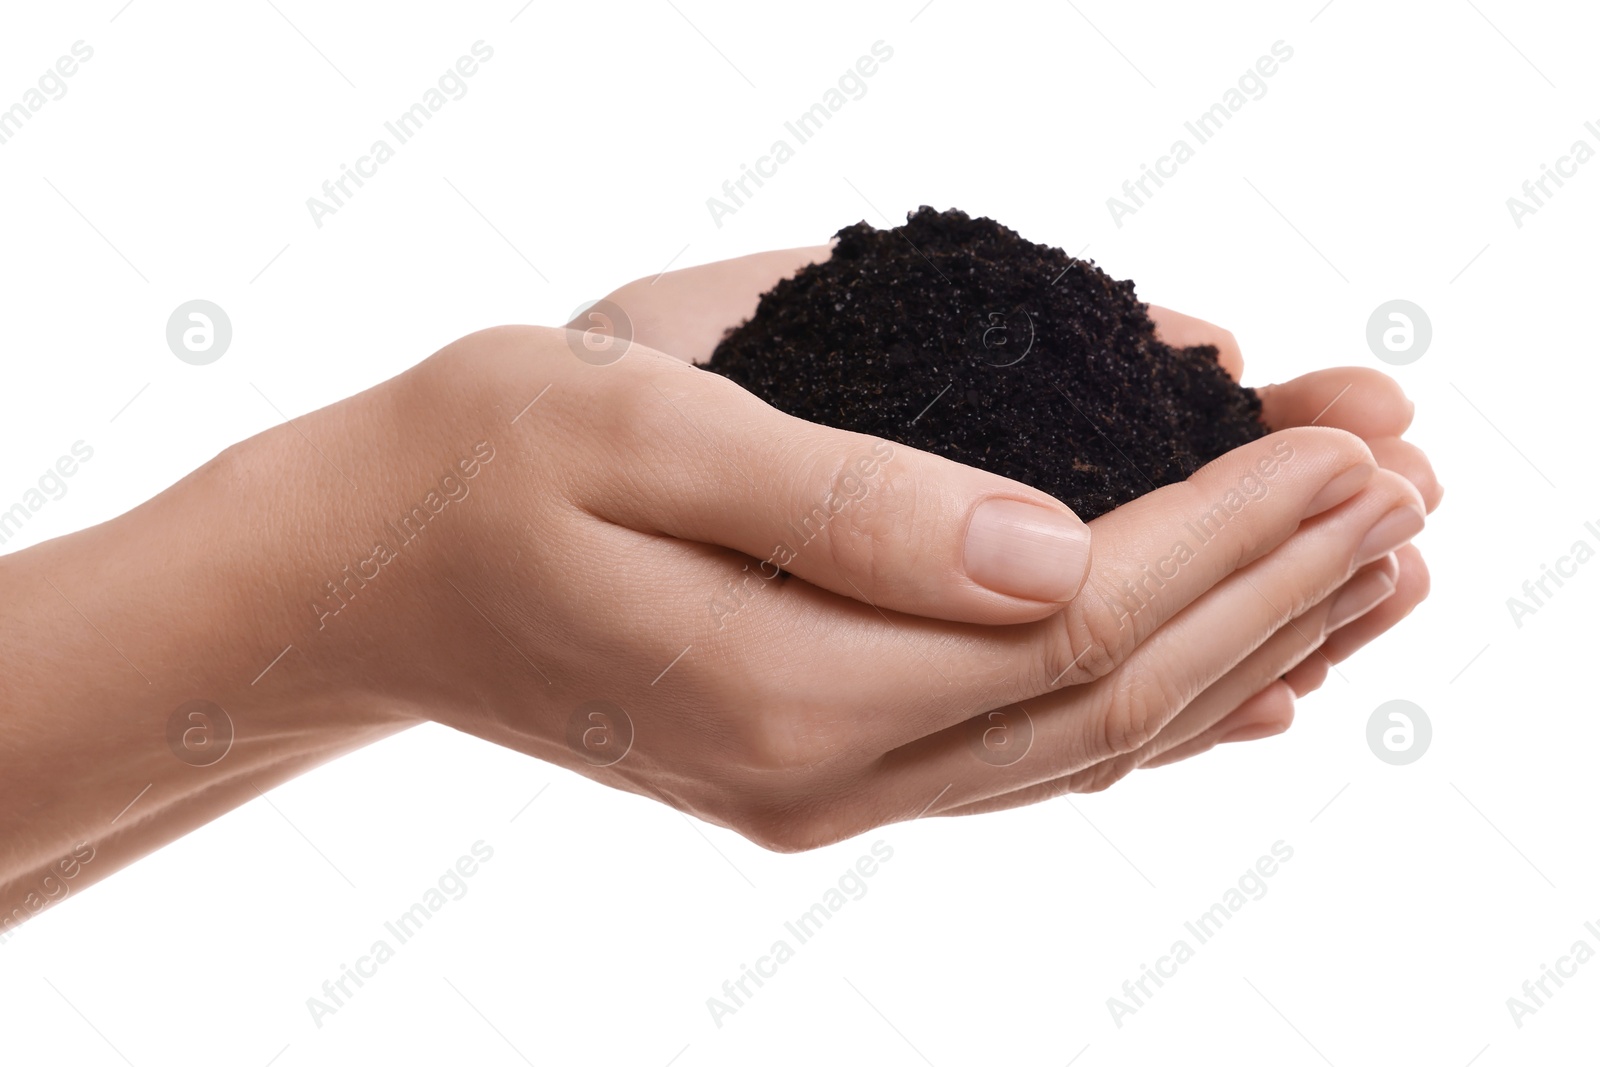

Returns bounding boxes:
[706,207,1267,521]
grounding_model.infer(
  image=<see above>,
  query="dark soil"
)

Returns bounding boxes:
[705,206,1267,521]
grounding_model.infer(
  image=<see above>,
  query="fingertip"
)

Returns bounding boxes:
[1394,541,1430,603]
[1140,682,1295,769]
[1366,437,1442,515]
[1147,304,1244,380]
[1284,657,1328,698]
[1259,367,1414,438]
[1217,681,1296,743]
[1301,458,1379,520]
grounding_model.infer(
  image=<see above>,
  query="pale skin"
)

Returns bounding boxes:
[0,244,1439,926]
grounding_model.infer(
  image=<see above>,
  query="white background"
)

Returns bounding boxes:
[1,0,1596,1063]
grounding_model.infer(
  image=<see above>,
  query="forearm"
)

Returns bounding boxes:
[0,380,440,924]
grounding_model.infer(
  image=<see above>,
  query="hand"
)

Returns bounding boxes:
[579,244,1438,805]
[381,327,1419,843]
[1136,307,1439,768]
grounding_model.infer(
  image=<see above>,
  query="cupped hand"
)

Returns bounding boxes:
[335,273,1411,848]
[576,244,1437,804]
[1134,306,1437,768]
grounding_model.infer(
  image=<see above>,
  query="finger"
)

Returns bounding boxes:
[942,680,1297,812]
[574,348,1094,624]
[869,469,1424,815]
[1257,367,1415,438]
[579,245,834,364]
[567,421,1384,782]
[1147,305,1244,381]
[1256,370,1437,511]
[1368,437,1443,514]
[1216,683,1301,743]
[951,546,1421,792]
[1284,543,1430,696]
[1127,557,1397,765]
[1141,545,1415,765]
[1119,552,1398,770]
[582,351,1379,630]
[939,552,1401,810]
[1139,682,1297,770]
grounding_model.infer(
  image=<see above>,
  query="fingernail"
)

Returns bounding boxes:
[1354,504,1425,566]
[964,499,1092,602]
[1325,569,1397,631]
[1303,463,1376,519]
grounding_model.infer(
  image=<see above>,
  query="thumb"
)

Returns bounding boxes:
[582,352,1092,625]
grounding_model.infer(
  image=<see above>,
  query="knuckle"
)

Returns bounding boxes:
[1035,579,1134,690]
[725,703,835,775]
[600,372,679,460]
[1097,671,1183,759]
[732,800,847,854]
[191,438,252,487]
[419,324,563,401]
[1068,754,1140,794]
[1272,426,1374,478]
[817,453,915,590]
